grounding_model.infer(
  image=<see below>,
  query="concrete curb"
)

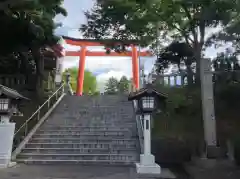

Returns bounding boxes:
[11,93,66,160]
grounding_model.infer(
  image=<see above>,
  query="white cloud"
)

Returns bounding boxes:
[97,70,130,81]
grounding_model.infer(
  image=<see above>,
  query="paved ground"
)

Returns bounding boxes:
[185,158,240,179]
[0,164,176,179]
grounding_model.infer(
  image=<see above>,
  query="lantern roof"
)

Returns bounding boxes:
[0,85,30,100]
[128,84,167,101]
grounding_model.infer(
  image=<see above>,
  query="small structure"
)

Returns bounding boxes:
[128,84,167,175]
[0,85,29,168]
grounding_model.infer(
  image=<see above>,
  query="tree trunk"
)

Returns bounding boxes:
[32,48,45,94]
[194,44,202,85]
[186,64,194,85]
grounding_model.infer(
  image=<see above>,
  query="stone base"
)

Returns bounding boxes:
[0,161,17,169]
[136,163,161,175]
[207,146,223,159]
[140,154,156,165]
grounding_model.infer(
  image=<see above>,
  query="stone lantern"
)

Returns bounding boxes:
[128,84,167,175]
[0,85,29,168]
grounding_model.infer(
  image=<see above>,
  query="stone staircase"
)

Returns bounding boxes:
[16,95,139,165]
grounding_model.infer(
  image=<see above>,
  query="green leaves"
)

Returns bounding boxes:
[82,0,240,51]
[63,68,98,94]
[0,0,67,55]
[105,76,130,94]
[105,77,119,94]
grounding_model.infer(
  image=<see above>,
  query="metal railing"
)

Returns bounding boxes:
[67,82,74,95]
[13,83,65,150]
[133,100,144,154]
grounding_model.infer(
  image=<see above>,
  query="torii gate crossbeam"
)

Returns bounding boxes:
[63,36,153,96]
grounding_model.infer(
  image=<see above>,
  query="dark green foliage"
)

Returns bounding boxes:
[105,76,130,94]
[105,77,119,94]
[233,136,240,165]
[0,0,67,93]
[156,41,194,74]
[118,76,129,92]
[0,0,67,75]
[82,0,240,83]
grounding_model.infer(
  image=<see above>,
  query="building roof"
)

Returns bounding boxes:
[128,84,168,101]
[0,85,30,100]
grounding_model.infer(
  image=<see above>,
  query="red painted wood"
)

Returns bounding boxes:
[76,46,86,96]
[65,51,153,57]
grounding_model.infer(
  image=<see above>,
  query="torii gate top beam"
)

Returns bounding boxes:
[62,36,143,47]
[62,36,153,57]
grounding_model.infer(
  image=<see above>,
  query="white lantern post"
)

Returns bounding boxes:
[0,85,28,168]
[136,96,161,174]
[128,85,168,175]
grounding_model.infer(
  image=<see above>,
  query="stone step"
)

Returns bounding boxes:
[16,159,134,165]
[44,120,135,124]
[35,130,134,136]
[21,148,137,154]
[40,127,136,132]
[17,153,138,161]
[43,122,136,126]
[25,142,137,149]
[32,134,137,139]
[30,138,138,144]
[39,127,132,132]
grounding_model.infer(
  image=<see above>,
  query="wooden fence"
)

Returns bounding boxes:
[152,71,240,87]
[0,74,34,90]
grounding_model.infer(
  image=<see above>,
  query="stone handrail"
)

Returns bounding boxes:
[67,82,74,95]
[133,100,144,154]
[12,83,65,151]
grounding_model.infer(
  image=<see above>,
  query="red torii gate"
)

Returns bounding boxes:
[62,36,153,96]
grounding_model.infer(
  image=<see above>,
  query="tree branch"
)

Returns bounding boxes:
[0,0,31,11]
[180,3,198,44]
[172,24,194,44]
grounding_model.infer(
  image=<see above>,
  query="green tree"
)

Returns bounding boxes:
[118,76,129,92]
[156,41,194,84]
[105,77,119,94]
[63,68,97,94]
[0,0,67,91]
[81,0,240,83]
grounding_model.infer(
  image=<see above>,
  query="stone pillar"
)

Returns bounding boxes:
[55,56,64,87]
[200,58,218,158]
[0,116,16,168]
[136,114,161,174]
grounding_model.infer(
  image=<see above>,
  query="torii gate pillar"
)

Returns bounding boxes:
[132,45,139,91]
[76,46,87,96]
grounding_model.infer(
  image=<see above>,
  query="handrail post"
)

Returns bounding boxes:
[37,106,40,121]
[24,123,28,136]
[56,90,58,100]
[62,84,64,94]
[47,96,50,109]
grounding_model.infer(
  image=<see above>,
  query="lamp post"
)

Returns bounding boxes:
[128,84,167,175]
[0,85,28,168]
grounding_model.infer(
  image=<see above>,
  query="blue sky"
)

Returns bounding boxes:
[54,0,230,91]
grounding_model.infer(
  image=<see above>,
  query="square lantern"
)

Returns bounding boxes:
[0,85,29,120]
[128,84,167,114]
[0,98,10,113]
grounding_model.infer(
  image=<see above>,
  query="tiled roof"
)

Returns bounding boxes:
[0,84,29,100]
[128,84,167,100]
